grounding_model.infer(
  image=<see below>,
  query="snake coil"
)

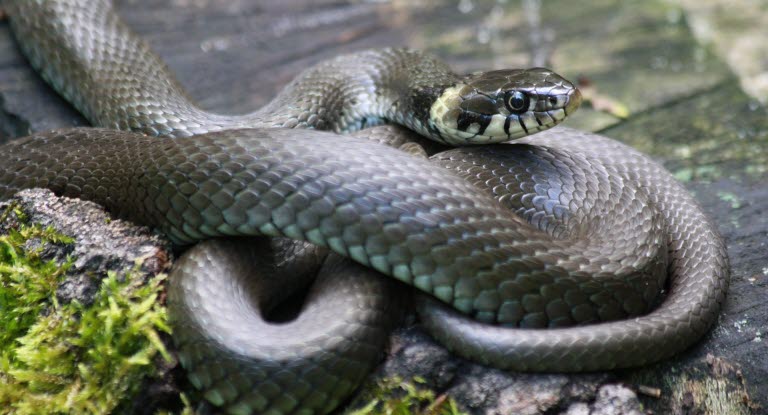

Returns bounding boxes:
[0,0,729,414]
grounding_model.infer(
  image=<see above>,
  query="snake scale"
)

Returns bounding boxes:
[0,0,729,414]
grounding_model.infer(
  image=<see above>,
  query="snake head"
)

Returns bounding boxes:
[428,68,581,145]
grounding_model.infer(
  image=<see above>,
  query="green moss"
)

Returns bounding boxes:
[0,205,173,414]
[349,377,467,415]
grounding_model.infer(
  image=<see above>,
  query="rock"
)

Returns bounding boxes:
[0,189,172,305]
[358,326,647,415]
[589,385,644,415]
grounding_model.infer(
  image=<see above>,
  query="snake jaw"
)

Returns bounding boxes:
[428,68,581,145]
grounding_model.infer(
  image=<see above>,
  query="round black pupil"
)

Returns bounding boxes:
[510,93,526,110]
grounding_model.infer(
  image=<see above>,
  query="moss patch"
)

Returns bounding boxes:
[349,377,467,415]
[0,205,173,414]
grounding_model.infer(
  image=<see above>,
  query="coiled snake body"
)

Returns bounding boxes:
[0,0,729,414]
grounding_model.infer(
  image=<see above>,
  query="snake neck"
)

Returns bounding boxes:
[255,48,460,137]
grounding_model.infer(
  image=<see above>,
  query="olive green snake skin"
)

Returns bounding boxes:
[0,0,729,414]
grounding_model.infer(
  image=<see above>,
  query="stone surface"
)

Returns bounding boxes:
[0,1,765,414]
[0,189,172,301]
[667,0,768,103]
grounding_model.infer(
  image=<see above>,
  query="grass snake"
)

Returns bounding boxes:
[0,0,729,413]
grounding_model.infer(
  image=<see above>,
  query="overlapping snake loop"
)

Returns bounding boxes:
[0,0,728,414]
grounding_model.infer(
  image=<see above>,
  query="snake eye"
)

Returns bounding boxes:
[505,91,529,114]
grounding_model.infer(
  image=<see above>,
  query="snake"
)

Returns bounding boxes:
[0,0,729,414]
